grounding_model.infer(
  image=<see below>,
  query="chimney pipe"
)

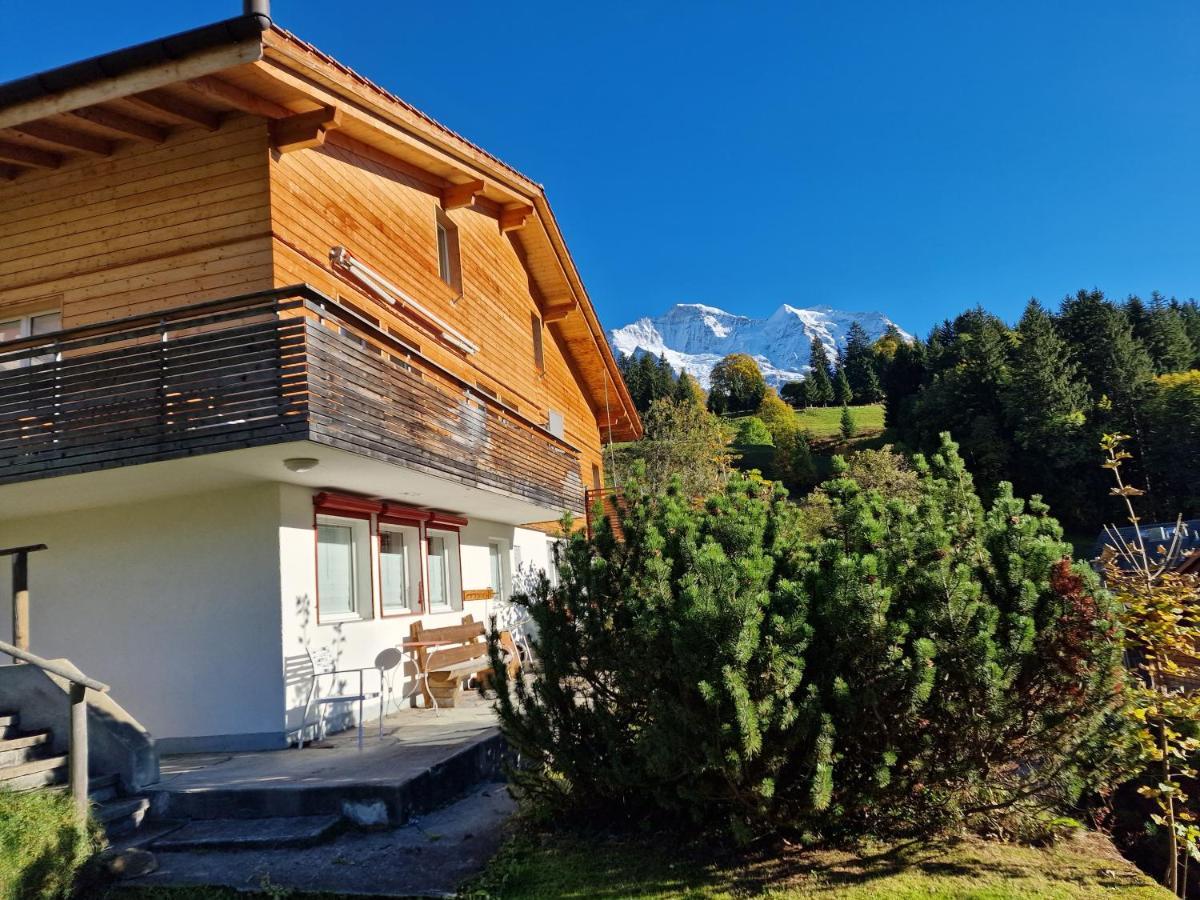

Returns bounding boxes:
[244,0,270,18]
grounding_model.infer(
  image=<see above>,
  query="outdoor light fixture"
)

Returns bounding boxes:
[283,457,320,473]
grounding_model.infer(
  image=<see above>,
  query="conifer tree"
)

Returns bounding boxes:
[1144,292,1195,374]
[806,338,835,406]
[673,371,707,407]
[833,365,853,406]
[843,322,883,402]
[839,404,856,439]
[1001,300,1093,521]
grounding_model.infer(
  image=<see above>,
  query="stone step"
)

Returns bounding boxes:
[43,772,123,803]
[96,796,150,839]
[0,712,18,739]
[0,754,65,791]
[0,731,50,767]
[149,815,342,852]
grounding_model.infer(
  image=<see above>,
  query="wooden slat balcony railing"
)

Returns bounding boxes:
[0,285,584,515]
[585,487,626,541]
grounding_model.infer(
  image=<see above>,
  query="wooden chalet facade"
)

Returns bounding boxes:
[0,8,638,751]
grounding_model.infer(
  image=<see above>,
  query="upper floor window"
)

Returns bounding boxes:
[0,309,61,370]
[435,208,461,294]
[531,313,544,373]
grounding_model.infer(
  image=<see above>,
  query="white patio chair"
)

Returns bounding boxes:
[297,647,384,751]
[374,647,404,723]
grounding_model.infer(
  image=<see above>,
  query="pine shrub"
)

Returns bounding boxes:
[489,435,1128,841]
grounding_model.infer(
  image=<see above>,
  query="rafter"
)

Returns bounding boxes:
[182,75,293,119]
[270,106,343,153]
[125,89,222,131]
[10,122,113,156]
[441,179,485,210]
[543,300,577,323]
[69,106,167,143]
[499,204,534,233]
[0,141,60,169]
[0,165,22,181]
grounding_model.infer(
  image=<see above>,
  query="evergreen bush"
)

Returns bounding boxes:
[489,435,1128,841]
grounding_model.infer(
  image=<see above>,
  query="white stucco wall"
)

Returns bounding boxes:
[278,484,558,737]
[0,483,285,751]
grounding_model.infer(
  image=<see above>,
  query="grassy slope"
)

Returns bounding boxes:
[792,404,884,439]
[467,830,1169,900]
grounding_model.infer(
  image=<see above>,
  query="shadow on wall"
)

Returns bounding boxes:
[284,591,354,742]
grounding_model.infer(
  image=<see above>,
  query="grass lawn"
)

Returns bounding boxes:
[465,829,1168,899]
[792,404,884,439]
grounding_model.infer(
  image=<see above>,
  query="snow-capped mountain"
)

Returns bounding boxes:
[609,303,910,388]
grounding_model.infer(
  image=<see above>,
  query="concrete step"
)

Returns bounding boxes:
[0,731,51,767]
[149,815,342,852]
[0,754,65,791]
[88,773,120,804]
[0,712,18,739]
[96,796,150,839]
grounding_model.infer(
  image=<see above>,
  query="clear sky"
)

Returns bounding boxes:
[2,1,1197,335]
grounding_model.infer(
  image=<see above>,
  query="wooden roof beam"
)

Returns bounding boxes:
[499,204,534,233]
[0,140,60,169]
[442,179,485,210]
[270,105,343,153]
[0,164,22,181]
[543,299,577,323]
[10,121,114,156]
[125,89,222,131]
[182,75,293,119]
[69,106,167,143]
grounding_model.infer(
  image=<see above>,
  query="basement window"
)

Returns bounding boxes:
[435,208,462,294]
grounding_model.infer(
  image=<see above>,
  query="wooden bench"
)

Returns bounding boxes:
[409,615,519,708]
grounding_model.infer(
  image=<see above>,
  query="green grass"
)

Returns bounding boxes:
[465,829,1168,899]
[0,788,102,900]
[792,404,884,439]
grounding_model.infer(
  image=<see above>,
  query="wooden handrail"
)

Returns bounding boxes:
[0,639,107,822]
[0,640,109,692]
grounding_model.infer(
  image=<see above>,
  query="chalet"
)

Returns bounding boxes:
[0,3,639,753]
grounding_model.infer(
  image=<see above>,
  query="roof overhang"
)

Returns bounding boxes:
[0,13,642,442]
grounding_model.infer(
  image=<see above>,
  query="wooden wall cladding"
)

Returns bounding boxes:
[267,137,603,487]
[0,289,585,516]
[0,114,273,324]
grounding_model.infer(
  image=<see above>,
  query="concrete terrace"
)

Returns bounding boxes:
[144,699,504,827]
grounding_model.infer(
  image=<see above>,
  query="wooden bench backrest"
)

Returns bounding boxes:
[413,618,486,644]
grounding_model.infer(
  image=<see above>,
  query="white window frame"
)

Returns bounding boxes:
[378,523,421,616]
[488,538,511,603]
[425,528,463,612]
[0,309,62,370]
[315,513,374,624]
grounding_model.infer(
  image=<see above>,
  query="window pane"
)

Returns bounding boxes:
[318,523,355,615]
[380,530,409,612]
[436,223,451,283]
[428,536,448,609]
[0,320,20,342]
[489,543,503,598]
[30,313,61,336]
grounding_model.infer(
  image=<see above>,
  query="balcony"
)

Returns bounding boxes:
[0,286,584,516]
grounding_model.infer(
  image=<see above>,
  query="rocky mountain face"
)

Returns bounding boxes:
[609,303,910,387]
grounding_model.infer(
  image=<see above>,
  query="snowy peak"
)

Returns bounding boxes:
[609,303,910,388]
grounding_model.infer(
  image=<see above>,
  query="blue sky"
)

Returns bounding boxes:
[3,2,1197,335]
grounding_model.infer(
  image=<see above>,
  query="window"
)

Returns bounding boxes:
[379,524,420,615]
[0,309,61,370]
[531,313,544,372]
[425,529,462,612]
[316,514,372,621]
[435,208,461,293]
[488,540,510,602]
